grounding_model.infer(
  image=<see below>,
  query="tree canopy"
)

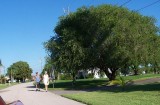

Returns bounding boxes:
[7,61,32,82]
[45,4,160,81]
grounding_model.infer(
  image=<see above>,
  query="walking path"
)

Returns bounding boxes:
[0,82,85,105]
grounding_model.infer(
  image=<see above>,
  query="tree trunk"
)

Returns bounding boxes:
[103,68,117,81]
[72,72,76,86]
[57,72,60,80]
[153,62,158,74]
[110,70,116,81]
[132,65,138,75]
[134,70,138,75]
[153,67,157,74]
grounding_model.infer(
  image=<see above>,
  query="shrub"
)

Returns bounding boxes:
[109,76,132,91]
[87,73,94,79]
[0,77,6,84]
[60,73,72,80]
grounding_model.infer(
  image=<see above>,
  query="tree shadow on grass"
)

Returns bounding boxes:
[47,79,160,93]
[44,79,109,90]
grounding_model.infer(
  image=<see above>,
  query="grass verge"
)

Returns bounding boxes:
[45,74,160,90]
[0,83,20,90]
[63,82,160,105]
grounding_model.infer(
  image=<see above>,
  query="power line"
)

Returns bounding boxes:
[136,0,160,12]
[120,0,132,7]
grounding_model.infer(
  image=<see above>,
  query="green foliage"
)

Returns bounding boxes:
[42,57,53,76]
[109,76,132,91]
[7,61,32,81]
[0,75,6,84]
[45,4,160,82]
[59,73,72,80]
[86,73,94,79]
[0,59,2,66]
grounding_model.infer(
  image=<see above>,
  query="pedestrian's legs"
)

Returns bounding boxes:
[36,83,38,91]
[38,82,40,91]
[45,85,48,92]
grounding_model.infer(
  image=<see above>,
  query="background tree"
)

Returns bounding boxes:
[7,61,32,82]
[42,57,53,76]
[148,35,160,74]
[0,59,2,66]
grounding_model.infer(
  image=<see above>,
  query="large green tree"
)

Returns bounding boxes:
[7,61,32,82]
[45,5,159,81]
[42,57,53,76]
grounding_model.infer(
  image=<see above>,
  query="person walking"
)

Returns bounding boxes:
[43,71,49,92]
[35,72,41,91]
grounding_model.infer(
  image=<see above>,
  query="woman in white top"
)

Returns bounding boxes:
[43,71,49,92]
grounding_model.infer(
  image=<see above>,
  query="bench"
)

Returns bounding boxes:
[0,96,24,105]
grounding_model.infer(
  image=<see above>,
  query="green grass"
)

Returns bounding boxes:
[0,84,8,90]
[121,74,160,81]
[0,83,20,90]
[41,78,108,90]
[48,74,160,105]
[45,74,160,90]
[63,83,160,105]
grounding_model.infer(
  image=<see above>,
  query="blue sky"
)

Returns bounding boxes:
[0,0,160,75]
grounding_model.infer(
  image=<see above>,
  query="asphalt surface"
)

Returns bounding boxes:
[0,82,85,105]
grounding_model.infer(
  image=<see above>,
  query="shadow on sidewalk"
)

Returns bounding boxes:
[28,89,45,92]
[0,90,10,93]
[26,86,35,88]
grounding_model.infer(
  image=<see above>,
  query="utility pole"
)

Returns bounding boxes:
[63,6,70,15]
[0,59,2,79]
[40,58,42,73]
[10,68,12,83]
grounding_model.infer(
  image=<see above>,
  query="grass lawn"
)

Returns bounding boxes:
[121,74,160,80]
[45,74,160,90]
[63,83,160,105]
[41,78,108,90]
[0,83,19,90]
[0,84,8,90]
[45,74,160,105]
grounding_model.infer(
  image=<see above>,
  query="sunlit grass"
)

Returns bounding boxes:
[0,84,8,90]
[121,74,160,81]
[63,82,160,105]
[0,83,20,90]
[46,74,160,90]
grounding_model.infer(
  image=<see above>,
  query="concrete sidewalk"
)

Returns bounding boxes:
[0,82,85,105]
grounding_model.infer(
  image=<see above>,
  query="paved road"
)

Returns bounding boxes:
[0,82,85,105]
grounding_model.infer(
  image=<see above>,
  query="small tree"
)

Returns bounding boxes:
[7,61,32,82]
